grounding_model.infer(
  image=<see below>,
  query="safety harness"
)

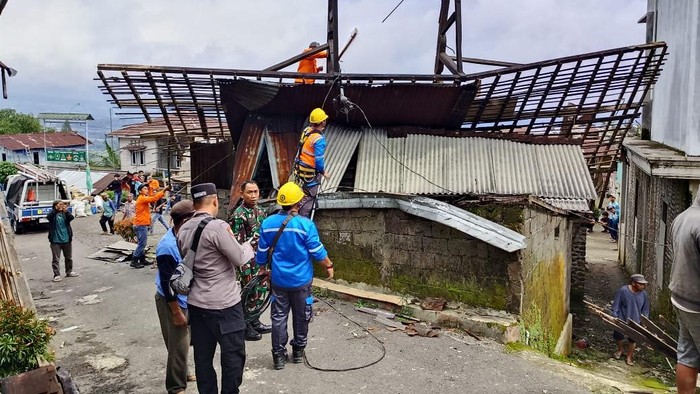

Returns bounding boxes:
[292,126,322,184]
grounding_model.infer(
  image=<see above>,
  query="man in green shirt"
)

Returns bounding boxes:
[230,180,271,341]
[47,200,78,282]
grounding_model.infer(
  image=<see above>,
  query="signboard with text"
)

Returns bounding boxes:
[46,149,86,163]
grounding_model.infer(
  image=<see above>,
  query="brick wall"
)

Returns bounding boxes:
[620,162,691,316]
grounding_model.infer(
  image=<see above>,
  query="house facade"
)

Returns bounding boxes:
[619,0,700,316]
[0,132,87,167]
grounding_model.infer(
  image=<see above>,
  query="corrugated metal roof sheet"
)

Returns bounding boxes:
[109,116,228,137]
[355,131,596,200]
[37,113,94,121]
[0,132,87,151]
[319,124,362,193]
[57,170,110,195]
[229,117,265,206]
[541,198,591,212]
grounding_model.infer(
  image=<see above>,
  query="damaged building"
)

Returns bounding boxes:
[95,1,665,353]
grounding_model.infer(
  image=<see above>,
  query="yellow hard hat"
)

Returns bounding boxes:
[309,108,328,124]
[277,182,305,206]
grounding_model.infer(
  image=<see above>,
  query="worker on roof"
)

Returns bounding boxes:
[292,108,329,218]
[295,41,327,84]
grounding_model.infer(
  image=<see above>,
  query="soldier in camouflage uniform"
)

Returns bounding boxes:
[230,180,272,341]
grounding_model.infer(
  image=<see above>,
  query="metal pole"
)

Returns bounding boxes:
[42,119,46,168]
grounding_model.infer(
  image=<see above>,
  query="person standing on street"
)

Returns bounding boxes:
[611,274,649,366]
[256,182,334,370]
[155,200,196,394]
[132,184,169,269]
[121,193,136,220]
[177,183,255,394]
[99,193,117,235]
[292,107,330,218]
[150,197,170,235]
[107,173,123,207]
[670,191,700,393]
[229,180,272,341]
[47,200,78,282]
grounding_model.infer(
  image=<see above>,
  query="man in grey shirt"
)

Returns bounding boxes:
[670,191,700,393]
[177,183,254,394]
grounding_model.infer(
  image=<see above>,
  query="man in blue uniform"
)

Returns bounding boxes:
[256,182,334,370]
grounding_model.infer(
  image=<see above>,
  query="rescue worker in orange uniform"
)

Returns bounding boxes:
[293,108,329,218]
[132,183,170,269]
[295,41,327,84]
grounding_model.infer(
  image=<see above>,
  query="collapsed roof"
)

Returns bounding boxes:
[97,42,666,197]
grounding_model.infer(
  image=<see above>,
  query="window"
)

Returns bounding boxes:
[1,153,6,161]
[33,151,40,165]
[131,150,145,166]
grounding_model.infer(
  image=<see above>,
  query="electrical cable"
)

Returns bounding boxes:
[303,297,387,372]
[382,0,405,23]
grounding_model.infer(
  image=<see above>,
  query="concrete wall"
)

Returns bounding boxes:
[314,208,521,312]
[518,206,573,355]
[620,161,691,317]
[649,0,700,155]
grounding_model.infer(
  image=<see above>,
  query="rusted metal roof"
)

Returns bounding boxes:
[354,130,596,201]
[219,80,478,137]
[229,117,266,206]
[0,132,87,151]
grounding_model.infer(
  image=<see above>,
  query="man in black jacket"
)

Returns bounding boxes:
[107,173,123,207]
[47,200,78,282]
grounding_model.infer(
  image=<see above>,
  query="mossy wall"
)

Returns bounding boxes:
[518,206,572,355]
[314,206,523,312]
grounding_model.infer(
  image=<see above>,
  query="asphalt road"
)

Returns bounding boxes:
[13,214,592,393]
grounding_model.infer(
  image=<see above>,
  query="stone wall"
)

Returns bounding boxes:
[621,162,691,317]
[570,222,587,305]
[314,208,521,312]
[518,205,573,355]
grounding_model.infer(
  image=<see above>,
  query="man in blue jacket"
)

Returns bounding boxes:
[155,200,195,394]
[256,182,334,370]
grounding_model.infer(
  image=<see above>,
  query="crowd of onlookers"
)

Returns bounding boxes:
[582,194,621,243]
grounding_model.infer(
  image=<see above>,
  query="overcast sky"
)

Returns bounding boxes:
[0,0,647,134]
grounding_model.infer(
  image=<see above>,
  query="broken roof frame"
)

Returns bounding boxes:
[96,41,666,197]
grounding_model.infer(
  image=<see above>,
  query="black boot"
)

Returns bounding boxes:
[292,345,305,364]
[245,324,262,341]
[130,256,144,269]
[251,319,272,334]
[272,351,287,370]
[141,256,153,266]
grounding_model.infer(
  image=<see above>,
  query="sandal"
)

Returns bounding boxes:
[613,351,622,360]
[626,359,635,366]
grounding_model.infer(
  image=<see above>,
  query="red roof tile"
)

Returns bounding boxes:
[0,132,87,151]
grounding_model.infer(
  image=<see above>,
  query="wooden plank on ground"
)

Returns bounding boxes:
[313,278,406,306]
[642,315,677,347]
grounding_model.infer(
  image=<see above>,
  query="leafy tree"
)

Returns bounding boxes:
[89,141,121,169]
[0,109,42,134]
[0,162,17,185]
[60,120,72,132]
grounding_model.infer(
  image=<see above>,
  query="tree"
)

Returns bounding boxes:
[0,109,42,134]
[60,120,72,132]
[0,162,17,185]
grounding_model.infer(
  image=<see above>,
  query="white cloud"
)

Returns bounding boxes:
[0,0,648,127]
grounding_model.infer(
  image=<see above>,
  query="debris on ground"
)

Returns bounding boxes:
[406,323,440,338]
[420,297,447,311]
[356,306,395,319]
[374,315,406,331]
[87,241,149,263]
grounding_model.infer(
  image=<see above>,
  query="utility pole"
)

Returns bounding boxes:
[326,0,340,74]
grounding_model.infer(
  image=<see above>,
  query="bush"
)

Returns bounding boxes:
[0,300,55,378]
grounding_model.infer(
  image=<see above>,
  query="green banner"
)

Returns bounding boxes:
[46,149,86,163]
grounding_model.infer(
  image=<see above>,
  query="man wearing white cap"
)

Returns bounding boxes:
[611,274,649,366]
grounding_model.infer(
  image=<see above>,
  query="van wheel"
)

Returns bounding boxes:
[11,219,23,234]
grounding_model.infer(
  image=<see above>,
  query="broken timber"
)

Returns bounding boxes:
[585,300,677,360]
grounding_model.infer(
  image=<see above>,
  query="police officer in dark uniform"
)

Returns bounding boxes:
[177,183,255,394]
